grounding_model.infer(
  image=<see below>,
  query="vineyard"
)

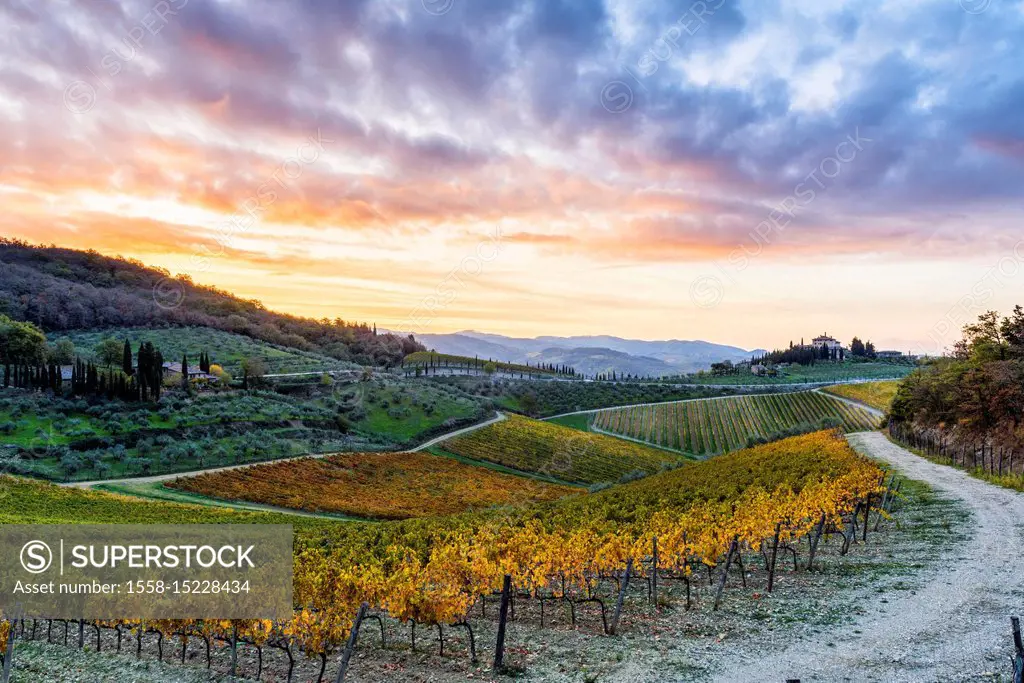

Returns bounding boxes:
[822,380,899,412]
[166,451,581,519]
[592,391,879,456]
[0,431,887,681]
[440,414,684,485]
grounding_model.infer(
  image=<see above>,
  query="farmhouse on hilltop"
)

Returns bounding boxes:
[811,334,844,353]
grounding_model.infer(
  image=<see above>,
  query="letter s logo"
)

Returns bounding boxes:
[20,540,52,574]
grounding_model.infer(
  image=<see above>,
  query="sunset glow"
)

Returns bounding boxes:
[3,0,1023,351]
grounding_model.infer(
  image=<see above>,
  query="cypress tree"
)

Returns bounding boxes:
[181,354,190,392]
[86,363,97,394]
[153,350,163,401]
[122,339,133,376]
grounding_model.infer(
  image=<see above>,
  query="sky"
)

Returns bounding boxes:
[2,0,1023,354]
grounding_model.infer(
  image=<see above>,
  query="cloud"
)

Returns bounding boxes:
[2,0,1024,343]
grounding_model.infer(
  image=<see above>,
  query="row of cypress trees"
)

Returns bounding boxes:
[2,340,170,402]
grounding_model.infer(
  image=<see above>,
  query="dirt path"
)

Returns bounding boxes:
[713,432,1024,682]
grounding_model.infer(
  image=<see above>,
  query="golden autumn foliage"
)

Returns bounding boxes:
[0,430,883,661]
[278,430,882,650]
[823,381,899,412]
[167,451,581,519]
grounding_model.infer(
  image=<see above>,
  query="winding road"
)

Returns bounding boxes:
[714,431,1024,682]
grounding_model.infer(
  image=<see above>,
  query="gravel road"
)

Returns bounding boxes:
[713,431,1024,682]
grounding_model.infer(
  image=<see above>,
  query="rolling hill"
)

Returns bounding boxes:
[414,330,764,377]
[0,239,423,367]
[591,391,879,457]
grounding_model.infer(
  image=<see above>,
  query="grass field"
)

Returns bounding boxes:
[823,380,900,412]
[592,391,879,457]
[0,475,306,526]
[682,361,914,385]
[0,372,487,481]
[167,451,581,519]
[440,414,685,485]
[63,327,355,375]
[345,380,483,441]
[546,413,593,431]
[433,375,743,418]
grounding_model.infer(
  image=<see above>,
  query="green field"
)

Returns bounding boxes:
[592,391,879,457]
[0,370,487,481]
[440,414,685,486]
[345,379,484,441]
[63,327,356,376]
[546,413,594,431]
[431,375,746,417]
[680,361,915,385]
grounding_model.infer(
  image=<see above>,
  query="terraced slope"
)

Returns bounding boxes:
[167,451,580,520]
[440,414,683,485]
[592,391,879,457]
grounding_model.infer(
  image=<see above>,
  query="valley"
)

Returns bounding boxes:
[0,243,1020,683]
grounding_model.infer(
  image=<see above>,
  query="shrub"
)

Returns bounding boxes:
[617,469,648,484]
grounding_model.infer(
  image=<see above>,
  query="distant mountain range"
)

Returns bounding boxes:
[411,331,765,378]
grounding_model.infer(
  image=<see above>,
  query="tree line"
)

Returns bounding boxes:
[0,239,423,368]
[0,315,220,402]
[890,306,1024,463]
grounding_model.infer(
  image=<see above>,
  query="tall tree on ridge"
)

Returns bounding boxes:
[122,339,133,376]
[850,337,866,357]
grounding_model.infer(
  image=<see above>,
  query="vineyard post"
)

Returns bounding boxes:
[767,523,781,592]
[610,558,633,635]
[651,538,659,608]
[862,493,871,542]
[875,477,896,531]
[841,504,859,555]
[713,538,739,611]
[493,575,512,671]
[807,512,826,570]
[334,602,368,683]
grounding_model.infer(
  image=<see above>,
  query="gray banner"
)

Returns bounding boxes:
[0,525,293,620]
